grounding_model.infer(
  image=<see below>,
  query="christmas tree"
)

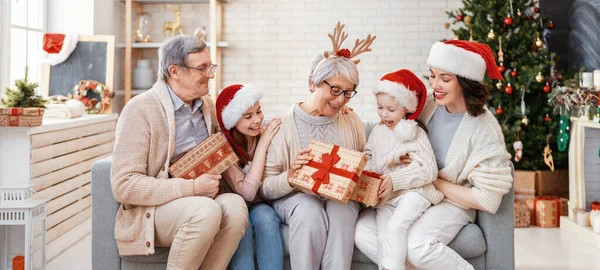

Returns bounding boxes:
[1,67,46,108]
[444,0,567,170]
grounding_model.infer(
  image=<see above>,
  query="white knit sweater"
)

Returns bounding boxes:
[419,93,513,222]
[363,123,443,205]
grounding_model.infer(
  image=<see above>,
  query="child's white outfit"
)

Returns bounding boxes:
[364,120,442,270]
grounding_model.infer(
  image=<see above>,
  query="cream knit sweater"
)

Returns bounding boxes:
[259,103,366,200]
[419,93,513,222]
[363,123,443,205]
[110,79,220,256]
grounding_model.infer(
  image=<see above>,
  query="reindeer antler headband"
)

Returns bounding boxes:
[322,21,376,65]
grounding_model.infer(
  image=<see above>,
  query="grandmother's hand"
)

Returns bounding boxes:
[287,148,312,181]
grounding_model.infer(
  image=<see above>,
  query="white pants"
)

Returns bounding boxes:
[356,202,474,270]
[376,192,431,270]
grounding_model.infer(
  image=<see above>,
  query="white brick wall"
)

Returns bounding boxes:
[114,0,462,121]
[222,0,461,121]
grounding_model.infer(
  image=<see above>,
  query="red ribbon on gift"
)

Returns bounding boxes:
[532,196,562,227]
[591,201,600,211]
[361,170,381,179]
[306,145,359,196]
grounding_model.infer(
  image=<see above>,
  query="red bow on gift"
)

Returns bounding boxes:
[311,150,341,185]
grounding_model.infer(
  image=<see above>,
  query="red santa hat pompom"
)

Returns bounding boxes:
[216,84,263,163]
[373,69,427,142]
[40,33,78,66]
[426,40,503,82]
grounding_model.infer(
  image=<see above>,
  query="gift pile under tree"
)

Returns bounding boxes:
[443,0,570,171]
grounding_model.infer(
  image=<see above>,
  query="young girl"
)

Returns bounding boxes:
[361,69,444,270]
[215,84,283,270]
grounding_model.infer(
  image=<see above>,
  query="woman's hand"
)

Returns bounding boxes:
[379,174,393,199]
[341,105,354,115]
[399,154,412,164]
[287,148,313,180]
[257,118,281,150]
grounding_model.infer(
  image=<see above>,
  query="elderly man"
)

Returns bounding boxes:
[111,35,248,270]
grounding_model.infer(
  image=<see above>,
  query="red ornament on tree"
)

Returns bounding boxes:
[505,83,513,94]
[504,16,514,26]
[535,7,540,13]
[545,114,551,122]
[511,70,518,77]
[498,63,506,73]
[456,14,463,21]
[549,21,555,29]
[496,107,504,115]
[543,82,552,93]
[557,73,563,80]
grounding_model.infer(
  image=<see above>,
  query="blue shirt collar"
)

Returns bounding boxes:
[166,83,203,113]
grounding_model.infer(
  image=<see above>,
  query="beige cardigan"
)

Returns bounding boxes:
[259,104,367,200]
[110,79,219,256]
[418,92,513,222]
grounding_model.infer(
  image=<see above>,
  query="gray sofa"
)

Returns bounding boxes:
[92,121,514,270]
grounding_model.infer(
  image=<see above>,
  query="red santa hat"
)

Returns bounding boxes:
[372,69,427,142]
[216,84,263,163]
[40,33,78,66]
[426,40,503,82]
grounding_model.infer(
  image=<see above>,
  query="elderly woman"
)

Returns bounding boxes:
[111,35,247,270]
[259,23,375,269]
[355,40,513,270]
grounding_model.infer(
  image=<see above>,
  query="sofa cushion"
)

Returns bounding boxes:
[121,247,169,264]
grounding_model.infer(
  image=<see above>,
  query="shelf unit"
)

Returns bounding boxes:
[120,0,227,103]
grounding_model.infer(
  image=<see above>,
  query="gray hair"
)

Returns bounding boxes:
[308,53,360,90]
[157,35,207,80]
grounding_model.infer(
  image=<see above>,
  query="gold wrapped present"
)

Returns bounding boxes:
[289,140,368,204]
[351,170,382,207]
[168,133,239,179]
[514,201,531,228]
[526,196,567,228]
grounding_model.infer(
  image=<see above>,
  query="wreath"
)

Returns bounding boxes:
[73,80,114,114]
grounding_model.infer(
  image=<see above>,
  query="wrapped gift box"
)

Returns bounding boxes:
[289,140,368,204]
[514,201,531,228]
[514,170,536,202]
[0,107,44,127]
[526,196,568,228]
[535,170,569,198]
[169,132,239,179]
[351,170,382,207]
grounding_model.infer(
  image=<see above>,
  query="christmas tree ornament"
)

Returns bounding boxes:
[505,83,513,94]
[469,27,474,41]
[497,37,504,62]
[496,106,504,115]
[511,69,518,77]
[558,115,569,152]
[535,36,544,48]
[545,114,551,122]
[521,87,528,126]
[549,21,555,29]
[517,9,522,16]
[557,73,563,80]
[514,132,523,162]
[498,62,506,73]
[456,14,463,21]
[496,81,503,90]
[543,82,552,93]
[487,29,496,40]
[522,116,530,125]
[535,72,545,83]
[444,22,450,29]
[535,7,540,13]
[543,137,555,171]
[504,15,514,26]
[464,16,472,25]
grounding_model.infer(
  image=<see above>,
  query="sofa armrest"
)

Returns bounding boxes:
[91,156,121,270]
[476,164,515,270]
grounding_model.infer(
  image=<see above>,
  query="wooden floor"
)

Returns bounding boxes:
[46,227,600,270]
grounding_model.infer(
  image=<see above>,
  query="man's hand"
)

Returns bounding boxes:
[193,174,221,198]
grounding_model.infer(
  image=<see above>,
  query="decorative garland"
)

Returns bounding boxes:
[73,80,114,114]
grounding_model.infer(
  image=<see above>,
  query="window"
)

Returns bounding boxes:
[1,0,47,96]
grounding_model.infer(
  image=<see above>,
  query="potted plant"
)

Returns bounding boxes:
[0,67,47,127]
